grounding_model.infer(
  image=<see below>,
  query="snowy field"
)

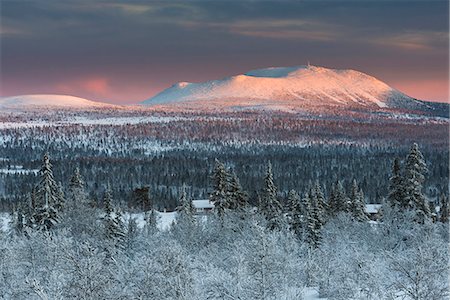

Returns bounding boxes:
[0,165,39,175]
[0,115,188,129]
[0,211,176,233]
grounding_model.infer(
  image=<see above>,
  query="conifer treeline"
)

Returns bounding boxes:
[3,143,449,299]
[12,143,448,249]
[206,143,447,248]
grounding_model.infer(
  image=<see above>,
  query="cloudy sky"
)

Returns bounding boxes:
[1,0,448,104]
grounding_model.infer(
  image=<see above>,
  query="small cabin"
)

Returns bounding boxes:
[365,204,382,220]
[192,199,215,214]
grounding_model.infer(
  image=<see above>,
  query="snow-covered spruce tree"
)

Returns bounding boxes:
[349,180,369,222]
[103,185,113,216]
[227,170,248,211]
[144,208,160,234]
[64,241,114,299]
[404,143,430,223]
[67,168,87,214]
[11,204,25,235]
[131,187,152,211]
[210,159,231,219]
[16,191,35,231]
[305,190,322,248]
[176,184,195,222]
[439,194,449,223]
[67,167,87,208]
[260,162,283,230]
[113,210,126,248]
[318,214,386,299]
[102,186,125,247]
[242,224,285,300]
[327,180,348,217]
[30,186,37,211]
[387,224,449,300]
[173,184,201,249]
[312,181,327,226]
[31,153,61,231]
[55,182,65,213]
[387,158,406,209]
[286,189,303,237]
[151,240,195,299]
[66,167,98,237]
[124,217,139,252]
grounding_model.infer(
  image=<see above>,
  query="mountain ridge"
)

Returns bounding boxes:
[0,94,117,109]
[142,65,442,114]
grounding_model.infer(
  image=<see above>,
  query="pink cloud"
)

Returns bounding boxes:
[391,79,449,103]
[55,77,111,97]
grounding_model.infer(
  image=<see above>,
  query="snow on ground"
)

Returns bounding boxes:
[142,65,410,109]
[303,287,327,300]
[0,211,177,233]
[158,211,177,230]
[0,116,188,129]
[68,116,185,125]
[0,94,112,108]
[113,211,177,231]
[0,121,54,129]
[0,213,10,233]
[0,165,39,175]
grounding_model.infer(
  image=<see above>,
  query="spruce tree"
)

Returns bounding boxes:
[174,184,197,240]
[144,208,160,233]
[286,189,303,237]
[112,209,126,246]
[55,182,65,213]
[312,181,327,226]
[68,168,87,208]
[260,162,283,230]
[30,186,37,211]
[67,168,96,236]
[328,180,348,217]
[404,143,430,222]
[12,202,27,234]
[177,184,195,218]
[177,184,195,223]
[210,159,231,219]
[304,191,321,248]
[125,217,139,251]
[21,190,36,229]
[31,153,60,231]
[131,187,151,211]
[69,167,84,190]
[387,158,406,209]
[349,180,368,222]
[103,185,113,216]
[227,170,248,211]
[102,187,125,247]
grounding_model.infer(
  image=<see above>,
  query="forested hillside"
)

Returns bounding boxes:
[0,144,448,299]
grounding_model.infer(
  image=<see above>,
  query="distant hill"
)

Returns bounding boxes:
[0,94,115,109]
[142,65,447,116]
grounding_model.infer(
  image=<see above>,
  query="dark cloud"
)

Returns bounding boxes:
[1,0,448,103]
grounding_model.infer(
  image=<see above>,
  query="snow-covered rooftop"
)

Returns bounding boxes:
[193,199,214,209]
[365,204,382,214]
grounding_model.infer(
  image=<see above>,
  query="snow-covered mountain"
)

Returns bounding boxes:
[142,65,439,112]
[0,94,114,109]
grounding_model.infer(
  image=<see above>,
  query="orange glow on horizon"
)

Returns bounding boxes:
[391,79,449,103]
[55,77,112,98]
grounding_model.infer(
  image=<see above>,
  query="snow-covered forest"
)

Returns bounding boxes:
[0,142,448,299]
[0,109,448,211]
[2,0,449,297]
